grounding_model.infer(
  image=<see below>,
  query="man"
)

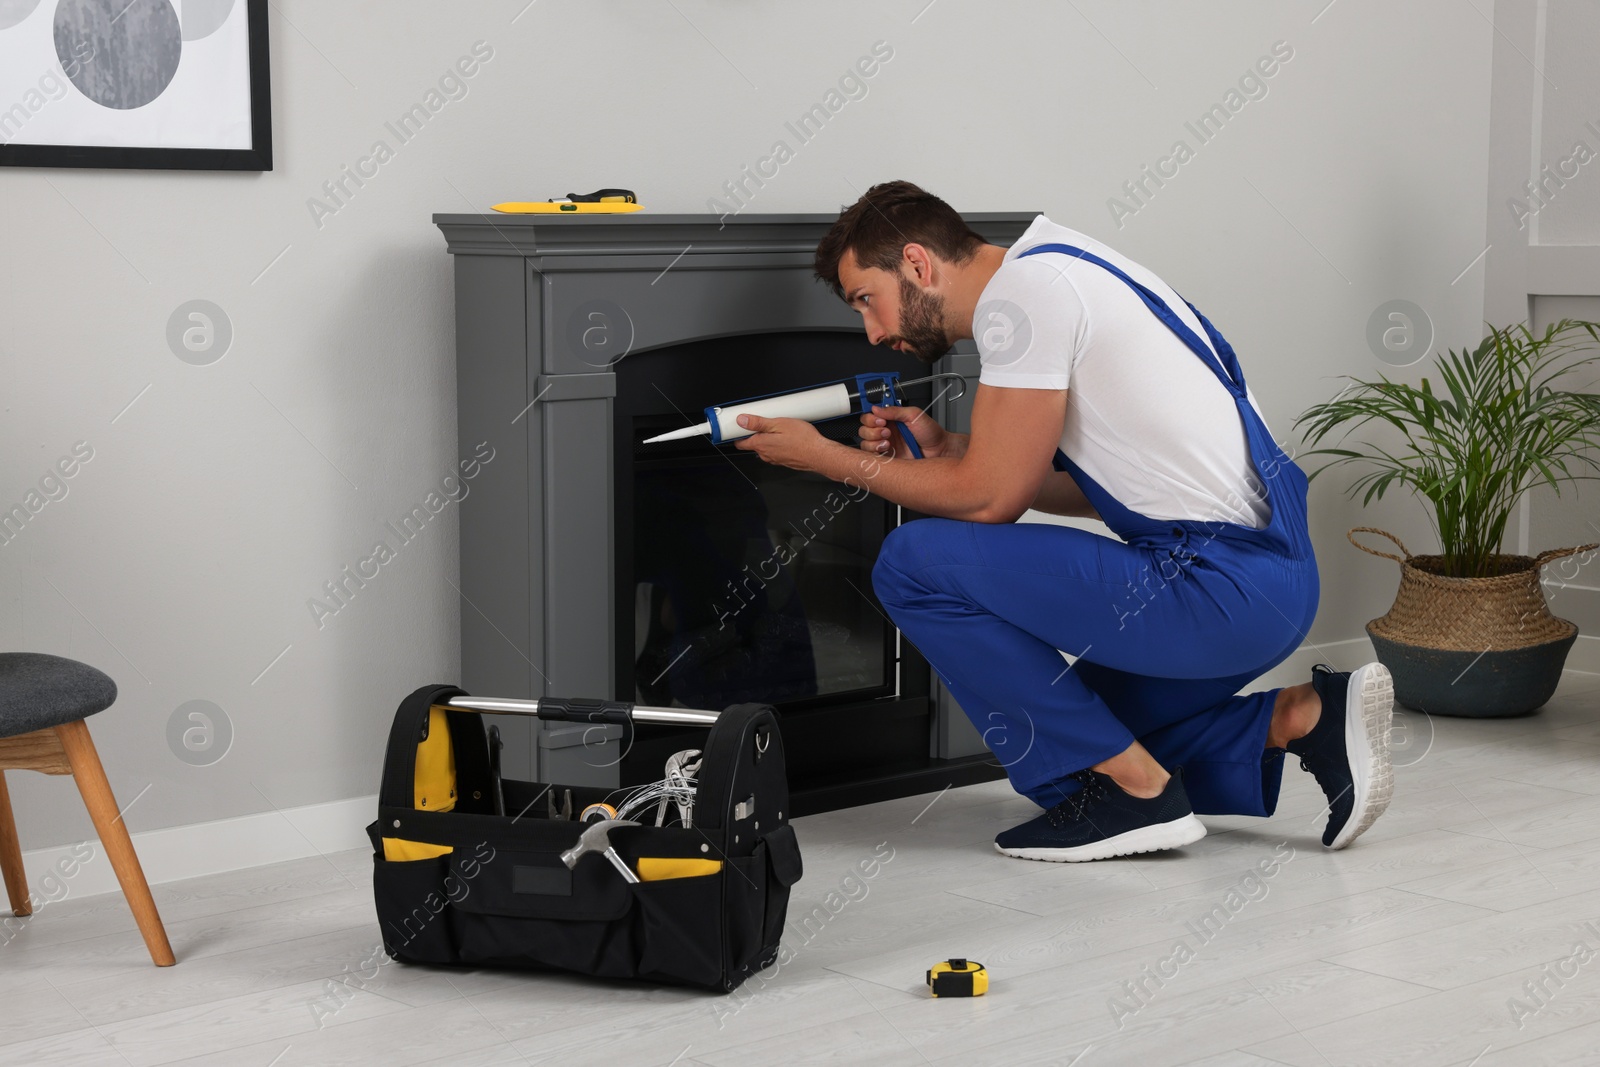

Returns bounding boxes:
[733,181,1394,862]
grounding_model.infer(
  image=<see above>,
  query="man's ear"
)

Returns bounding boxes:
[901,242,936,287]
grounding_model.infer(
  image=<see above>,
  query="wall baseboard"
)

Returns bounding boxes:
[20,793,377,907]
[21,636,1599,904]
[1566,634,1600,675]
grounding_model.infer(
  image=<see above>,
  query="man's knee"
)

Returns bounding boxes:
[871,523,915,606]
[872,518,958,606]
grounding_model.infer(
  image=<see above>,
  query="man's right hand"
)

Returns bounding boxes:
[858,405,966,460]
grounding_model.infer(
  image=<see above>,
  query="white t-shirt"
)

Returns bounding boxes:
[973,215,1271,529]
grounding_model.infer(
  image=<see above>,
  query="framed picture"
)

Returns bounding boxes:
[0,0,271,171]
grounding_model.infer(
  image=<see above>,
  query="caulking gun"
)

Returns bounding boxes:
[641,372,966,459]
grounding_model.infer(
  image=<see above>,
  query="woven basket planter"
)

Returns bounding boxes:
[1350,527,1596,717]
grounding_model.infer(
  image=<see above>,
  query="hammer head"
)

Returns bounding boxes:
[559,818,638,869]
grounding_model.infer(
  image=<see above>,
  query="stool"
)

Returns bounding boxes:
[0,653,175,966]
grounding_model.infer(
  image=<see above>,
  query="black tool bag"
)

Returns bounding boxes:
[366,684,803,993]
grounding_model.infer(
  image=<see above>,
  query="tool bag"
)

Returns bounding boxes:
[366,684,803,993]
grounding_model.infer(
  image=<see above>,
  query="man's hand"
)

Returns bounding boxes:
[732,414,833,472]
[857,405,967,459]
[736,384,1066,525]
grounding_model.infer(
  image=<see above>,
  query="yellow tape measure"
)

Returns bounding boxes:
[927,958,988,997]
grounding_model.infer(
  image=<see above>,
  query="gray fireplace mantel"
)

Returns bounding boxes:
[435,210,1039,790]
[433,211,1038,261]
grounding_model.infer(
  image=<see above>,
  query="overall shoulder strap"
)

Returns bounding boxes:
[1017,242,1247,397]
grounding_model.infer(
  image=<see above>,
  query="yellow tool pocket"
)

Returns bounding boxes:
[382,706,457,862]
[636,857,725,881]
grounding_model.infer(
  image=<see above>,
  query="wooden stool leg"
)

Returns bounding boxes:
[0,770,31,917]
[55,720,176,966]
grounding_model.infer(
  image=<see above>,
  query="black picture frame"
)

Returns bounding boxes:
[0,0,272,172]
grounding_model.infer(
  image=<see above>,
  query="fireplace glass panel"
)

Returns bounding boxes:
[632,449,890,708]
[616,331,934,712]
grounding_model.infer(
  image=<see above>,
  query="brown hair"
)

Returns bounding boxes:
[813,181,986,299]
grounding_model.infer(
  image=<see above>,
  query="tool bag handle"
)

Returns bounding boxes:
[439,695,719,728]
[693,702,781,832]
[380,683,488,813]
[530,696,634,725]
[383,688,728,812]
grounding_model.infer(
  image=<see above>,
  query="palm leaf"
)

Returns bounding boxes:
[1294,318,1600,577]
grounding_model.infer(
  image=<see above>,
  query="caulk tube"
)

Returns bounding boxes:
[707,382,855,443]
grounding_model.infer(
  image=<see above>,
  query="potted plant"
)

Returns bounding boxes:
[1296,319,1600,717]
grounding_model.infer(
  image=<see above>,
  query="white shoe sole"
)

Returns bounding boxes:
[1326,662,1395,850]
[995,813,1208,863]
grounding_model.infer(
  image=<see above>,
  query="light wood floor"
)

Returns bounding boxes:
[4,671,1600,1066]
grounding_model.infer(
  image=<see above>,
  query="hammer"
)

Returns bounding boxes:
[559,819,640,884]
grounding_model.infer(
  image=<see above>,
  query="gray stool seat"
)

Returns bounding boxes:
[0,653,118,737]
[0,653,172,964]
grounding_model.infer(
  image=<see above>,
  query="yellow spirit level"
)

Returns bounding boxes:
[927,958,988,997]
[493,188,641,214]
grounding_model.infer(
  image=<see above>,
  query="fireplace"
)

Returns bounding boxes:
[435,210,1037,814]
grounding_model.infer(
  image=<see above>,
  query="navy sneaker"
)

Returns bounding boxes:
[1291,663,1395,849]
[994,768,1207,862]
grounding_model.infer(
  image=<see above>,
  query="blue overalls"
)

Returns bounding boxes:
[872,243,1319,816]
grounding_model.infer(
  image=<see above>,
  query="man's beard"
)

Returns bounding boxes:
[892,275,955,364]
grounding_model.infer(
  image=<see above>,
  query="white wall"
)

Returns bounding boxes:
[1532,0,1600,633]
[1484,0,1600,647]
[1528,0,1600,246]
[1,0,1497,850]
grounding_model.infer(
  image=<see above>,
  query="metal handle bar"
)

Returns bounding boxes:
[440,695,720,727]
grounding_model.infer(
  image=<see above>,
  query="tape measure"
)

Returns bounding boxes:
[580,802,618,824]
[927,958,987,997]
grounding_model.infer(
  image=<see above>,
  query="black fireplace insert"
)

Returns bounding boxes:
[615,332,947,804]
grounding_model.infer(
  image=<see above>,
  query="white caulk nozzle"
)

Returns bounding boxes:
[643,422,712,444]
